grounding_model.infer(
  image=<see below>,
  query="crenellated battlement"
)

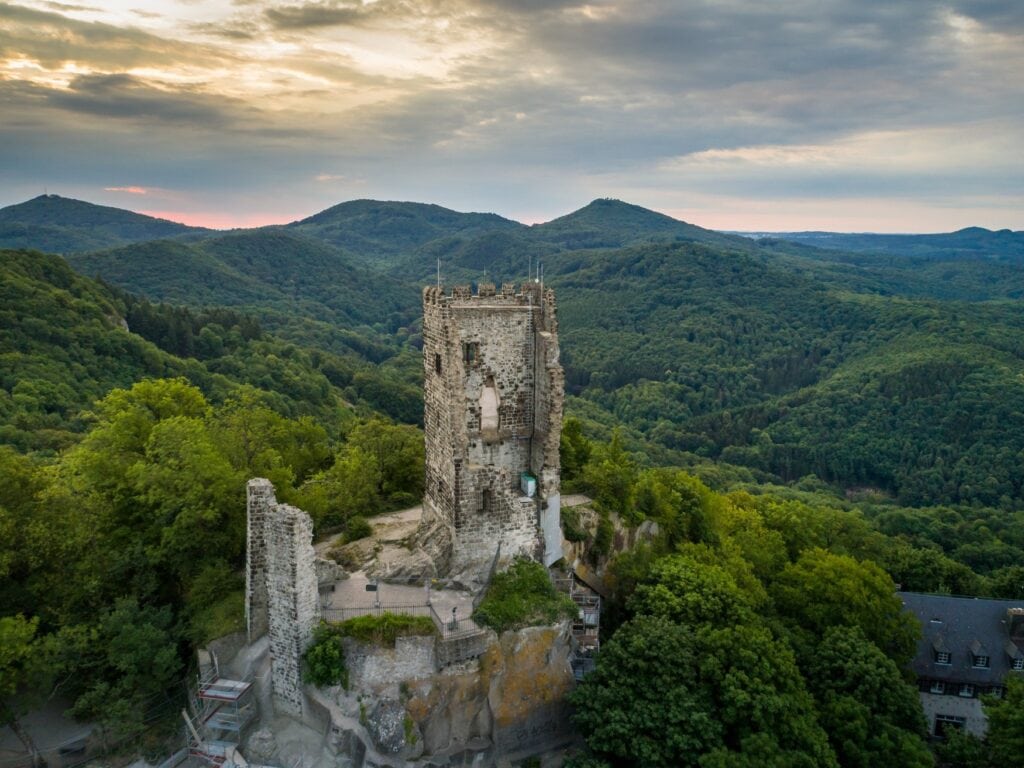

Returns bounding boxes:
[422,281,556,312]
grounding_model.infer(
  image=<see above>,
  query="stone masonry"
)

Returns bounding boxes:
[246,478,318,719]
[420,282,564,577]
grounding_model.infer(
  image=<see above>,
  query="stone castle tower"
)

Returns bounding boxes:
[420,281,564,577]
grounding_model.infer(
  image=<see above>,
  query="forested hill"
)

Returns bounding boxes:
[66,229,420,362]
[0,194,210,253]
[6,194,1024,506]
[0,248,422,451]
[287,199,523,265]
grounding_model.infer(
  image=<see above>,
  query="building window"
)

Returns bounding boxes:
[936,651,952,665]
[930,681,946,694]
[1013,657,1024,671]
[972,654,990,669]
[988,686,1005,699]
[959,684,975,698]
[434,353,442,375]
[934,714,966,738]
[463,342,479,366]
[481,489,493,514]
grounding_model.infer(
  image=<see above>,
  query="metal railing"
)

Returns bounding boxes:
[319,602,434,623]
[429,604,482,638]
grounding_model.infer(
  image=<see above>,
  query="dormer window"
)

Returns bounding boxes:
[1013,657,1024,671]
[935,651,952,665]
[969,640,989,670]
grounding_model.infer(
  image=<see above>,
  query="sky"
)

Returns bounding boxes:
[1,0,1022,231]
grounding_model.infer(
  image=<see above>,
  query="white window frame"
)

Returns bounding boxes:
[972,654,990,669]
[936,651,952,665]
[930,680,946,694]
[959,684,975,698]
[1013,657,1024,671]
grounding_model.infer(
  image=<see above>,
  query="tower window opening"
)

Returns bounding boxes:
[463,342,479,366]
[435,353,442,375]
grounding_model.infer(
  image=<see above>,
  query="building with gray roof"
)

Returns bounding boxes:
[901,592,1024,737]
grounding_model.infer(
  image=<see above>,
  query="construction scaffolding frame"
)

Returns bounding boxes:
[182,654,257,767]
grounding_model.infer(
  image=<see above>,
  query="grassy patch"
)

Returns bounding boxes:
[331,612,436,647]
[473,558,578,633]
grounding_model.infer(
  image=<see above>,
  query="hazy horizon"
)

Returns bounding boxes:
[9,191,1023,237]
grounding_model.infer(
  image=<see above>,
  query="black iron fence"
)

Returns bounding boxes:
[319,602,434,624]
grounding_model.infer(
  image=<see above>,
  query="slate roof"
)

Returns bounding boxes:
[901,592,1024,686]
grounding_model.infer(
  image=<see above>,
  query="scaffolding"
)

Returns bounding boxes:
[182,655,257,767]
[552,569,601,680]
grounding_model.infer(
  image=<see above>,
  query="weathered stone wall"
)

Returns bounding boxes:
[266,503,318,718]
[334,623,576,764]
[344,636,437,691]
[246,478,275,642]
[245,479,318,719]
[421,283,564,576]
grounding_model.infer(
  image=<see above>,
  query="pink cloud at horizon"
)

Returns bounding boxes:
[136,210,304,230]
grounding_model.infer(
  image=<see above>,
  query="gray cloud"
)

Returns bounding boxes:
[264,2,365,29]
[46,73,235,124]
[0,0,1021,229]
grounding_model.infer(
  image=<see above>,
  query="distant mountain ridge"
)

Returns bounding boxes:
[749,227,1024,263]
[0,194,211,253]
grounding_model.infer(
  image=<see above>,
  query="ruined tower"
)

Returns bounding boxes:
[420,282,564,577]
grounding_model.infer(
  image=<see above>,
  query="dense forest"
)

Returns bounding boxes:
[8,196,1023,509]
[1,195,1023,764]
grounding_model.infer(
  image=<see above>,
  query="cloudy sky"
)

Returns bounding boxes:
[1,0,1022,230]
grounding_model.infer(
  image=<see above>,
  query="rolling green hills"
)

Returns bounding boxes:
[5,193,1024,506]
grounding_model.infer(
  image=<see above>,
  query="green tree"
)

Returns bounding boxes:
[60,599,182,742]
[213,387,330,488]
[771,548,919,663]
[695,624,837,767]
[347,418,424,506]
[131,416,244,583]
[985,675,1024,765]
[561,416,593,488]
[583,429,638,522]
[802,626,931,767]
[297,445,382,529]
[570,615,722,767]
[0,615,47,767]
[628,553,754,626]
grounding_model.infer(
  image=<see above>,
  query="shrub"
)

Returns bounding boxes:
[592,510,614,560]
[334,612,436,647]
[561,506,589,543]
[473,558,577,633]
[303,623,348,688]
[342,515,373,544]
